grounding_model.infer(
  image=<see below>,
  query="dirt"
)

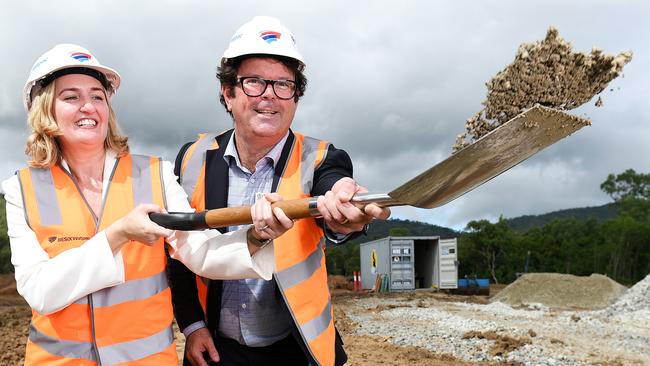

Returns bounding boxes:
[0,274,29,366]
[333,295,477,366]
[453,26,633,152]
[2,275,645,365]
[340,288,648,365]
[330,288,506,366]
[462,331,531,358]
[490,273,628,309]
[339,333,476,366]
[0,274,500,366]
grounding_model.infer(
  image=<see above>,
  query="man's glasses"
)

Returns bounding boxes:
[237,77,297,100]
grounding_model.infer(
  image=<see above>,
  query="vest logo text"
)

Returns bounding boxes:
[48,236,90,243]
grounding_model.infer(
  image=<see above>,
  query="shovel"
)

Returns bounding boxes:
[150,105,590,230]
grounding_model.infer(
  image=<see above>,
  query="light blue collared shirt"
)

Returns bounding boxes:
[217,131,293,347]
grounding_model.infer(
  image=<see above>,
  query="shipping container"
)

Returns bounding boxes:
[359,236,458,291]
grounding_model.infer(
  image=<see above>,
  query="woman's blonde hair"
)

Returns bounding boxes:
[25,80,129,168]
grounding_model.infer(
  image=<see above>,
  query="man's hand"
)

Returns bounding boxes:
[316,177,391,234]
[185,327,219,366]
[250,192,294,242]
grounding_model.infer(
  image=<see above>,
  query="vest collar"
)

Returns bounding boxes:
[59,149,118,203]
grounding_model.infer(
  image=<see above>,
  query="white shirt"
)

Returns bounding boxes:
[1,152,274,315]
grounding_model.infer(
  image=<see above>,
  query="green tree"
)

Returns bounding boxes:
[325,242,361,276]
[0,195,11,273]
[460,217,516,284]
[600,169,650,201]
[601,169,650,221]
[325,246,345,275]
[342,243,360,275]
[600,216,650,283]
[523,218,601,276]
[598,169,650,283]
[388,227,409,236]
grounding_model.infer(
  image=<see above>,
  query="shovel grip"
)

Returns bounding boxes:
[149,211,209,231]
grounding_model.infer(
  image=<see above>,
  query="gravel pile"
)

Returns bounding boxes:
[489,273,627,309]
[346,293,650,365]
[600,273,650,316]
[453,26,633,152]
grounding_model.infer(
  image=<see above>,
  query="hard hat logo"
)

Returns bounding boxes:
[260,31,281,44]
[221,16,305,68]
[70,52,92,62]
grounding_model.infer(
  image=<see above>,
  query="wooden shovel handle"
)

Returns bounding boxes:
[204,197,318,228]
[149,193,397,230]
[149,197,319,230]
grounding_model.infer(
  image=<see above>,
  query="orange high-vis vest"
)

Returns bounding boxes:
[17,154,177,366]
[180,131,335,366]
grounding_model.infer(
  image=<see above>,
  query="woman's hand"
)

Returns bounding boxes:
[249,193,294,246]
[105,204,173,252]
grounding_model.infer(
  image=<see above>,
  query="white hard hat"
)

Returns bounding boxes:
[23,43,121,111]
[222,16,305,69]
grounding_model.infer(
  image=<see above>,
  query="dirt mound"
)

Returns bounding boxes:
[490,273,627,309]
[453,27,633,152]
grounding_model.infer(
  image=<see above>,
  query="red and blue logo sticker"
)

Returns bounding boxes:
[71,52,92,62]
[259,31,281,44]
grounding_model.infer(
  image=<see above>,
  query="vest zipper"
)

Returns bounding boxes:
[60,160,119,366]
[88,294,102,365]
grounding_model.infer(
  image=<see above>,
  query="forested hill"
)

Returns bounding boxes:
[505,203,618,232]
[358,218,459,243]
[359,204,619,241]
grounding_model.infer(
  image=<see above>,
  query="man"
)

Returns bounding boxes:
[168,16,390,366]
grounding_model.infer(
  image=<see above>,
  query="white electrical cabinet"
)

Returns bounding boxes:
[359,236,458,291]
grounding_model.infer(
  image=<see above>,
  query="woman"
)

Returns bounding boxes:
[2,43,292,365]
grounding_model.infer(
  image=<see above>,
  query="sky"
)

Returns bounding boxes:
[1,0,648,230]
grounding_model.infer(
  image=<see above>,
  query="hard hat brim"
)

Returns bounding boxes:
[23,64,121,111]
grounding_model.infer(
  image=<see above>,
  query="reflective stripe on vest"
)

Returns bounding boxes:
[28,322,173,364]
[74,271,168,307]
[17,154,177,366]
[180,131,335,365]
[181,132,219,211]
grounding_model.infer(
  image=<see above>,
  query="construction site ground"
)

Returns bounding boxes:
[1,274,649,366]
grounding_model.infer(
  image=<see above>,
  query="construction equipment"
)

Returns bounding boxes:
[150,105,590,230]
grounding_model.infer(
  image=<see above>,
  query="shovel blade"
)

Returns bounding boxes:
[388,105,591,209]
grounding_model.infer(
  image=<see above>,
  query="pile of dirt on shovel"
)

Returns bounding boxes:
[453,26,633,152]
[489,273,627,309]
